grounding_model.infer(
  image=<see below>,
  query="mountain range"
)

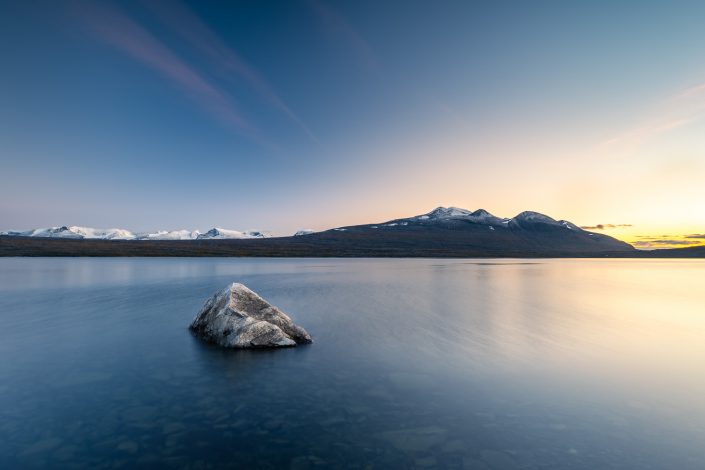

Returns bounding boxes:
[0,226,269,240]
[0,206,647,257]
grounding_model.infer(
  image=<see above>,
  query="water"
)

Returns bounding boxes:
[0,258,704,469]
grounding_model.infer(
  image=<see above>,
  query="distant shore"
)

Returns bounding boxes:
[1,235,702,258]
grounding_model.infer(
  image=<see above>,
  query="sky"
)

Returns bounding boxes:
[1,0,704,248]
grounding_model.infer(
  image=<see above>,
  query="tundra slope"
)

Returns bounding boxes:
[307,207,635,255]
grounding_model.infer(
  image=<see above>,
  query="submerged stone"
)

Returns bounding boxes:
[190,283,312,349]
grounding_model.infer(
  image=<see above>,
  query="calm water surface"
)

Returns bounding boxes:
[1,258,704,469]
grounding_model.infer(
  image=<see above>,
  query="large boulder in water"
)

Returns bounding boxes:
[189,283,312,348]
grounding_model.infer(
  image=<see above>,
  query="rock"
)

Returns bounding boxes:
[190,283,312,348]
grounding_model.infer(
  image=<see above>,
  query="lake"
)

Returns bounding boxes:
[0,258,704,469]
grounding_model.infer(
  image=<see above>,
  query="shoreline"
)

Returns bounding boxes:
[2,236,702,258]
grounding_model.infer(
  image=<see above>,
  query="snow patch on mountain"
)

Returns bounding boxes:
[138,230,198,240]
[197,228,268,239]
[412,207,508,226]
[512,211,557,224]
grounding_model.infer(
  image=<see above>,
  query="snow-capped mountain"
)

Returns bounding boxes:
[322,206,634,254]
[0,226,269,240]
[0,226,136,240]
[384,207,591,231]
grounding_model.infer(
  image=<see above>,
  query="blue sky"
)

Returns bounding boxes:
[2,0,705,243]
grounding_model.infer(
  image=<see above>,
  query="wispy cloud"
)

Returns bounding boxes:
[633,239,700,248]
[675,82,705,99]
[307,0,378,71]
[601,81,705,152]
[580,223,632,230]
[73,1,266,143]
[145,0,318,144]
[631,233,705,249]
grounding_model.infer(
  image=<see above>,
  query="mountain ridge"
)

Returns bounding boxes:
[0,226,270,240]
[0,206,627,242]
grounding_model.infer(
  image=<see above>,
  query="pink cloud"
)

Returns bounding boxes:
[601,80,705,152]
[307,0,379,71]
[145,0,318,143]
[73,1,259,139]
